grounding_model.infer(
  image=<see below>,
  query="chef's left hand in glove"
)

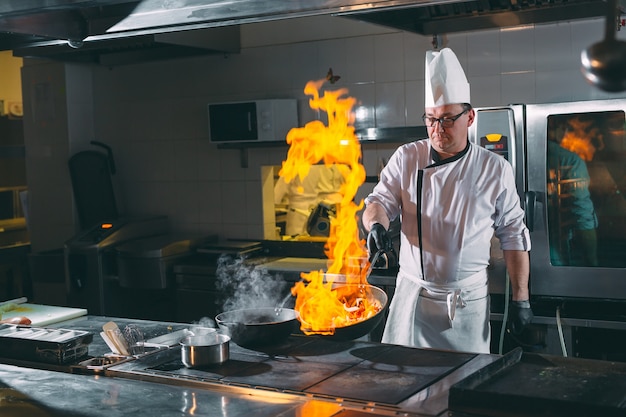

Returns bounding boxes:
[509,300,534,335]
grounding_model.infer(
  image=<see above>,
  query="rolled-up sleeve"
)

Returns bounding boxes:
[493,164,531,251]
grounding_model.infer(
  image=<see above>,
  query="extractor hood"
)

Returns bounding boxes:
[0,0,617,65]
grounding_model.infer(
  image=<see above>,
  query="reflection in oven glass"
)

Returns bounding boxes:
[546,110,626,267]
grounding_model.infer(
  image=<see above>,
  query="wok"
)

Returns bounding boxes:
[299,284,388,341]
[215,307,299,347]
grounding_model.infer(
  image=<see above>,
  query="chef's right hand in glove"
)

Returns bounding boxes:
[509,300,534,335]
[367,223,391,262]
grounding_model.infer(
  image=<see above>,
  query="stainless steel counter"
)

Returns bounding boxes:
[0,363,330,417]
[2,315,623,417]
[0,315,498,417]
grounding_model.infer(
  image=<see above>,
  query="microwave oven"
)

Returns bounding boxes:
[207,99,298,144]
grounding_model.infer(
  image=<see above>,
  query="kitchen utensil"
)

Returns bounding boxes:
[299,284,389,341]
[581,0,626,92]
[215,307,299,347]
[144,329,195,347]
[180,333,230,368]
[102,321,130,356]
[364,250,383,280]
[100,331,120,353]
[123,324,145,355]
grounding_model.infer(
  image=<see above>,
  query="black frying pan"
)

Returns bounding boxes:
[298,284,389,341]
[215,307,299,347]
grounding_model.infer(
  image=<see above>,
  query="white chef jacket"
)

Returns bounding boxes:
[365,139,530,352]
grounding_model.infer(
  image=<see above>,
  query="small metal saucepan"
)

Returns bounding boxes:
[180,333,230,368]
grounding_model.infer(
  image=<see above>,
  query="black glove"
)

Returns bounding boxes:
[509,300,534,335]
[367,223,391,262]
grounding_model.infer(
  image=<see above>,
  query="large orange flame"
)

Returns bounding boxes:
[278,79,381,334]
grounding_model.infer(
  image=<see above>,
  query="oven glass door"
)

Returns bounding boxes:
[527,99,626,300]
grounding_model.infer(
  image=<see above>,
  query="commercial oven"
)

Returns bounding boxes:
[64,216,169,316]
[470,98,626,303]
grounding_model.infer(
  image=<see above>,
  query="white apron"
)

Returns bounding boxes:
[381,268,490,354]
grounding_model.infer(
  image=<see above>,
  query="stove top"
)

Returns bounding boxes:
[107,335,483,415]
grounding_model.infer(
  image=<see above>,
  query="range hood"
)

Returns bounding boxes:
[0,0,615,65]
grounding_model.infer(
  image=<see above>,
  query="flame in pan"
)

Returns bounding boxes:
[277,79,381,334]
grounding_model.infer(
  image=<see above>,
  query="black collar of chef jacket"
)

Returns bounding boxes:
[428,140,470,168]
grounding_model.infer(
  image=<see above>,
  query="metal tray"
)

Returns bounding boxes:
[449,347,626,417]
[0,323,93,364]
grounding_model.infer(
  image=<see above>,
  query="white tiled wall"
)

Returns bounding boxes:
[23,15,626,249]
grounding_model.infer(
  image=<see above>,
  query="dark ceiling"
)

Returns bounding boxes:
[0,0,614,66]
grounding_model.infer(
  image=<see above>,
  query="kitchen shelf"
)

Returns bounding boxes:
[216,126,428,167]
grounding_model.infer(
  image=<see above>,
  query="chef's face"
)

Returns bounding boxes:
[424,103,475,158]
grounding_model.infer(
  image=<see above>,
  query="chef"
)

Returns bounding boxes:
[361,48,533,353]
[274,164,345,236]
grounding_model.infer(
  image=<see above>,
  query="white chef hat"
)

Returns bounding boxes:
[425,48,470,108]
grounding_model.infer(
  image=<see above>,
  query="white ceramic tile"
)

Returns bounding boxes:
[317,38,348,85]
[114,142,142,182]
[355,182,375,206]
[245,148,273,174]
[258,44,299,93]
[170,181,200,223]
[218,148,247,181]
[374,32,405,82]
[605,90,626,100]
[124,181,169,217]
[225,223,249,240]
[345,36,375,84]
[347,83,376,130]
[375,82,405,128]
[570,18,604,64]
[133,141,175,181]
[405,80,423,126]
[501,72,536,105]
[500,26,535,73]
[403,32,432,81]
[467,30,500,76]
[266,147,290,167]
[167,97,210,140]
[571,71,615,101]
[172,140,199,181]
[446,33,468,66]
[220,179,248,222]
[245,180,264,225]
[246,224,265,240]
[469,75,501,107]
[360,146,382,178]
[377,143,404,159]
[198,181,223,223]
[197,142,222,181]
[535,70,577,103]
[534,22,574,72]
[289,42,320,90]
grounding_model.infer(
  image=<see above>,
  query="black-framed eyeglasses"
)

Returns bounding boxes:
[422,109,468,128]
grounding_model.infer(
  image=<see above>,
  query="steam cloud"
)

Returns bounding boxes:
[216,255,289,312]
